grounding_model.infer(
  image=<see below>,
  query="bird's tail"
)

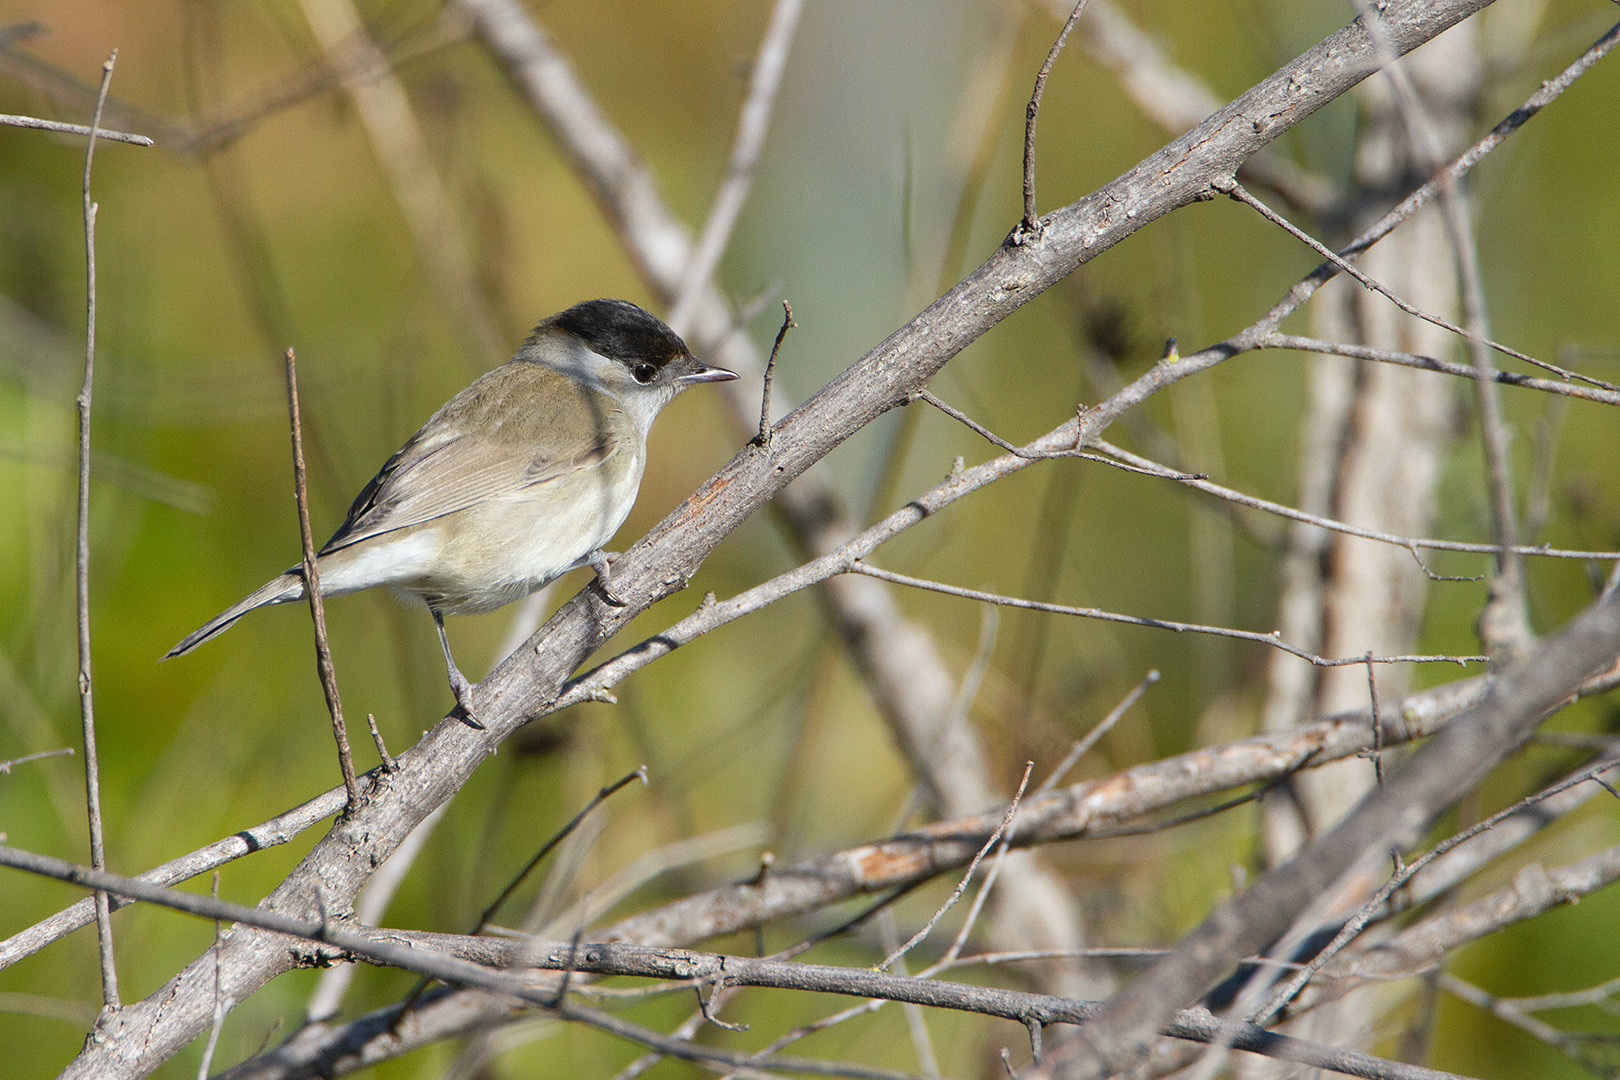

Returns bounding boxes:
[163,571,305,659]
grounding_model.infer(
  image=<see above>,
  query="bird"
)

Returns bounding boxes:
[165,298,738,723]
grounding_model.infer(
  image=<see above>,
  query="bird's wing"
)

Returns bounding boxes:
[320,364,627,554]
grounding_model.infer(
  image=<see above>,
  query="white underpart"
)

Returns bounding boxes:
[320,530,445,596]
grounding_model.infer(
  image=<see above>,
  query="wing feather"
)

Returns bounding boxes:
[320,363,626,554]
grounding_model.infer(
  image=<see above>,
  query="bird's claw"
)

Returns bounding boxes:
[588,550,629,607]
[448,669,484,729]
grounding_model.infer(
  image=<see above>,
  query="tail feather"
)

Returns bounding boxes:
[163,572,305,659]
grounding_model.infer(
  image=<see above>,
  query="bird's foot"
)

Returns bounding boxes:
[431,607,485,729]
[448,668,484,729]
[588,549,628,607]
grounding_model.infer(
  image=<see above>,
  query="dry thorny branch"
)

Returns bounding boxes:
[2,1,1620,1079]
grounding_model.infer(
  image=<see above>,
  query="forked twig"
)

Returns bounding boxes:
[1095,438,1619,561]
[1223,179,1573,388]
[1262,333,1620,406]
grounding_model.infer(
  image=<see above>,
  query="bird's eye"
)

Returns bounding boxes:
[632,363,658,384]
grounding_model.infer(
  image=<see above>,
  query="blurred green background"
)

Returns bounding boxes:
[1,0,1618,1075]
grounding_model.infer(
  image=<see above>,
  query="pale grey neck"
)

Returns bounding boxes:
[542,341,675,436]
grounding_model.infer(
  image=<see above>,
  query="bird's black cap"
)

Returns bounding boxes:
[543,299,692,372]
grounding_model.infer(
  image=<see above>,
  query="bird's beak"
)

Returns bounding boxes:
[678,363,740,386]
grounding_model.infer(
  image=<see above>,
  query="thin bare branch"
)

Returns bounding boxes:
[914,387,1042,458]
[76,49,118,1012]
[538,822,770,942]
[0,111,151,144]
[1438,973,1611,1076]
[285,348,360,808]
[475,767,648,936]
[1223,179,1572,391]
[932,829,1012,971]
[1036,669,1159,795]
[0,747,74,773]
[1493,973,1620,1015]
[1294,840,1620,1021]
[1019,0,1091,238]
[849,561,1485,669]
[758,301,794,447]
[1095,438,1620,561]
[1261,333,1620,407]
[880,763,1033,972]
[0,11,467,156]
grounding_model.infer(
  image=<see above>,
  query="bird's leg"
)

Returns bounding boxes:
[431,607,484,729]
[586,549,628,607]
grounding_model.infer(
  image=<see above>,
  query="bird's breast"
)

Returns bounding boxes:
[401,448,645,614]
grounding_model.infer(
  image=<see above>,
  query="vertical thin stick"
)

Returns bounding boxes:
[284,348,360,808]
[758,301,794,446]
[1365,653,1385,787]
[77,50,119,1011]
[1020,0,1090,238]
[197,870,228,1080]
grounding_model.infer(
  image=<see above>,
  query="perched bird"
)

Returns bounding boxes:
[165,299,737,721]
